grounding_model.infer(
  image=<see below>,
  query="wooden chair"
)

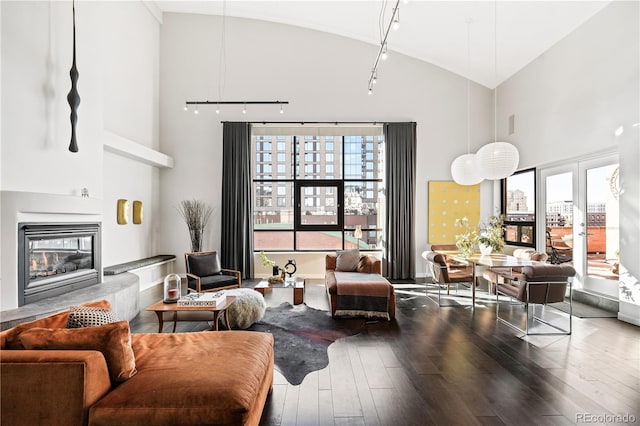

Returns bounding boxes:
[496,264,575,335]
[184,250,241,293]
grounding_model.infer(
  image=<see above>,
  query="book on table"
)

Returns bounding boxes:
[177,291,226,307]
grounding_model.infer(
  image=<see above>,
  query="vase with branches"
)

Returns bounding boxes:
[477,214,505,254]
[177,199,213,252]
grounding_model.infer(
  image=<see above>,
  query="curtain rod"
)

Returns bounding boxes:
[220,121,411,125]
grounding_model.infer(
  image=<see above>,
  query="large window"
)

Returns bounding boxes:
[502,168,536,247]
[252,132,384,251]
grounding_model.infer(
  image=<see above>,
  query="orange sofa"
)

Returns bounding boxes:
[0,300,274,426]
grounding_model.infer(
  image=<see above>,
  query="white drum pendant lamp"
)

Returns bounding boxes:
[451,154,483,185]
[476,141,519,180]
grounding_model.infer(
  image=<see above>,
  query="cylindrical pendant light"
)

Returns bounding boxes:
[475,142,519,179]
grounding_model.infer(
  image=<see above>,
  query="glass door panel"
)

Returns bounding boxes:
[544,171,574,265]
[583,162,619,296]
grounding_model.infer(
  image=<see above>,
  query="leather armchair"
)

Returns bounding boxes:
[184,251,241,292]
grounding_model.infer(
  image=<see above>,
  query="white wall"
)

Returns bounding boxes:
[495,0,639,324]
[159,13,494,275]
[0,1,161,310]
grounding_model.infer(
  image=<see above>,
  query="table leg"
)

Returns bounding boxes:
[154,311,164,333]
[293,286,304,305]
[471,263,477,309]
[211,311,220,331]
[172,311,178,333]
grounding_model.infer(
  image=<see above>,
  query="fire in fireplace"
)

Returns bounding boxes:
[18,222,101,306]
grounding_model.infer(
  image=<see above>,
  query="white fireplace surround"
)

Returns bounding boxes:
[1,191,103,311]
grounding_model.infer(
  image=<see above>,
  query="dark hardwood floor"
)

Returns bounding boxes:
[130,279,640,426]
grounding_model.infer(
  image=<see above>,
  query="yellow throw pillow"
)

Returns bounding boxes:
[19,320,137,382]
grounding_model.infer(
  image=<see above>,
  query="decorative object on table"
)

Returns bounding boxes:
[163,273,181,303]
[283,259,296,277]
[248,302,365,385]
[454,216,478,258]
[177,290,226,307]
[259,251,280,277]
[477,214,505,255]
[116,199,129,225]
[81,188,89,198]
[177,199,213,252]
[132,200,143,224]
[428,181,480,244]
[67,0,80,153]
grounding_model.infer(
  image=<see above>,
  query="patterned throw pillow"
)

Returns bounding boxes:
[66,305,117,328]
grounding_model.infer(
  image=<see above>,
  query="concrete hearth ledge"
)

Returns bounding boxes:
[0,273,139,330]
[104,254,176,275]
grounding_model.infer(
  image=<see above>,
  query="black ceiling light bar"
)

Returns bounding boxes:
[185,101,289,105]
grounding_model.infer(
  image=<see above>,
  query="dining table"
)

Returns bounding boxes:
[441,251,537,308]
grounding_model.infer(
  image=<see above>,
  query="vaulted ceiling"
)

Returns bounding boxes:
[156,0,611,88]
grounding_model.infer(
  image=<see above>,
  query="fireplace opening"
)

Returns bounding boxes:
[18,222,101,306]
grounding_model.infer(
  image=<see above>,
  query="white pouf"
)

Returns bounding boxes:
[221,288,266,329]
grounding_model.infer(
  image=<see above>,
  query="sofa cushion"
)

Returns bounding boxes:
[188,252,222,276]
[67,305,117,328]
[89,331,274,426]
[19,320,137,382]
[336,249,360,272]
[1,300,113,350]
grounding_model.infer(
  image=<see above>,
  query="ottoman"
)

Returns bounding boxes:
[222,288,266,329]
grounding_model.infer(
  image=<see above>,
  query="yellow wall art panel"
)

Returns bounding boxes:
[428,181,481,244]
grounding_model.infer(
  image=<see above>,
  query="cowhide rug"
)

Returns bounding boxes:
[248,302,365,385]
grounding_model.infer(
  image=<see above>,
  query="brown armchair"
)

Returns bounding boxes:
[424,251,475,307]
[184,251,241,292]
[496,264,575,335]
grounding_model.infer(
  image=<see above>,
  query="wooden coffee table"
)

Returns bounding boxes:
[146,296,236,333]
[254,279,304,305]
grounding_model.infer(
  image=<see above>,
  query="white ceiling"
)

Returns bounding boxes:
[155,0,611,88]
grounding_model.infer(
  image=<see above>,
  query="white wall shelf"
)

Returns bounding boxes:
[103,130,174,168]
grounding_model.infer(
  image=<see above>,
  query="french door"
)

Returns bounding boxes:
[540,154,620,298]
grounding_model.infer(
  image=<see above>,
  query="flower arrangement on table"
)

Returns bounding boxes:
[454,214,505,257]
[454,216,479,258]
[477,214,505,254]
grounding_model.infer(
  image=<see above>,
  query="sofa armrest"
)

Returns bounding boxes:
[367,256,382,274]
[1,349,112,426]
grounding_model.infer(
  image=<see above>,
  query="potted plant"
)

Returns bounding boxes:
[454,216,478,258]
[177,199,213,252]
[259,251,280,276]
[477,214,505,255]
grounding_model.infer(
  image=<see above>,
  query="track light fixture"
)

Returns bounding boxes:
[367,0,405,94]
[183,100,289,115]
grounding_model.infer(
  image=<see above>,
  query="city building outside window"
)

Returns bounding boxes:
[252,132,384,251]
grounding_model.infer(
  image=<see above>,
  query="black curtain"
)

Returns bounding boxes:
[384,122,416,280]
[221,122,254,278]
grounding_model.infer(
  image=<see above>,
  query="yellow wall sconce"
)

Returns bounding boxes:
[117,199,129,225]
[133,200,143,224]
